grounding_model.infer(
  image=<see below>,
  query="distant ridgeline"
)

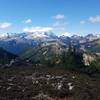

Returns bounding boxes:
[0,48,17,64]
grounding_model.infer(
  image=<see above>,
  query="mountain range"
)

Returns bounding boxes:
[0,32,100,55]
[0,31,100,73]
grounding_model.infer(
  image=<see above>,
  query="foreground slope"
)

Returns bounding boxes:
[0,65,100,100]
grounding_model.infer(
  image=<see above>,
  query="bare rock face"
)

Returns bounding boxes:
[33,93,52,100]
[83,53,95,66]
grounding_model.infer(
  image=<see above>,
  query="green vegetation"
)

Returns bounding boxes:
[89,60,100,72]
[61,45,84,69]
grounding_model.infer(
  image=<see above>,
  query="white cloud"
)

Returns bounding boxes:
[80,15,100,24]
[53,14,65,20]
[88,16,100,23]
[80,20,86,24]
[23,26,53,32]
[0,22,12,29]
[24,19,32,24]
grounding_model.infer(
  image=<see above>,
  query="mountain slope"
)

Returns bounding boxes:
[0,48,17,64]
[80,39,100,53]
[0,32,57,54]
[20,40,67,65]
[20,39,85,69]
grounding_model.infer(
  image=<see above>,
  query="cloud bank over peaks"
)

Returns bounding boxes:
[23,26,53,33]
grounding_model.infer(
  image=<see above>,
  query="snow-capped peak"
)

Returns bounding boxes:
[0,33,8,38]
[24,31,57,39]
[0,31,57,41]
[25,32,48,39]
[58,32,72,37]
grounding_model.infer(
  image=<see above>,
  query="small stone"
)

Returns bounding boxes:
[68,82,72,86]
[72,76,75,79]
[57,83,62,90]
[69,85,74,90]
[7,86,11,90]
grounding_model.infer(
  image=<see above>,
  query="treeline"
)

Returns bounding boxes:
[61,46,84,69]
[0,48,16,64]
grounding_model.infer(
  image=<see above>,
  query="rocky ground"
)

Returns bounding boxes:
[0,64,100,100]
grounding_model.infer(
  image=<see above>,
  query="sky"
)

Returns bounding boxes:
[0,0,100,36]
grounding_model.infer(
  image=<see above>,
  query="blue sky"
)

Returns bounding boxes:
[0,0,100,36]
